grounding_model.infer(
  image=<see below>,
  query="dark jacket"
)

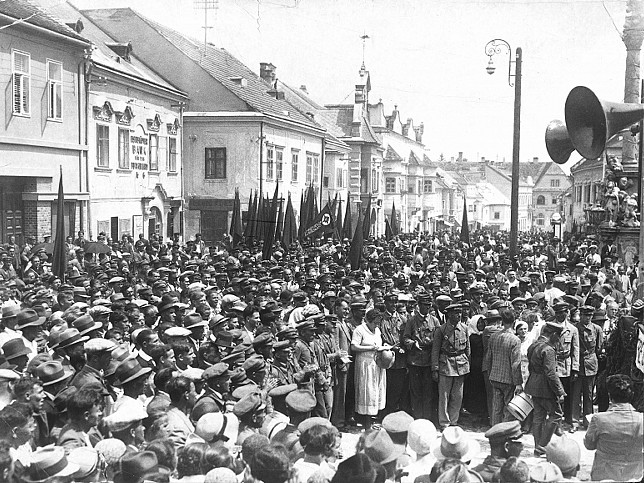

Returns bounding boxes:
[525,337,565,399]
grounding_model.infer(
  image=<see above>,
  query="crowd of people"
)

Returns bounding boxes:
[0,228,641,482]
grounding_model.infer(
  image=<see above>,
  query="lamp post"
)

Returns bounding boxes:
[485,39,522,259]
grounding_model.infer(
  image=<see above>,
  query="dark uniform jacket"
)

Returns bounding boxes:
[403,310,439,367]
[575,321,604,376]
[525,337,565,399]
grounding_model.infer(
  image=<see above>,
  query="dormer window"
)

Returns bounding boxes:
[106,41,133,62]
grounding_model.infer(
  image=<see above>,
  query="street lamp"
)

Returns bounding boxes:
[485,38,522,259]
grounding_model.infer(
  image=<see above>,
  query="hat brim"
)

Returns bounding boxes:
[42,367,75,386]
[117,366,152,386]
[16,316,46,329]
[77,322,103,336]
[58,335,90,350]
[433,438,480,462]
[4,347,32,360]
[186,321,209,329]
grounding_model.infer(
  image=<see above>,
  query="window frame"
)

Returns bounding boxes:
[550,179,560,188]
[96,124,110,168]
[12,50,31,116]
[46,59,63,121]
[423,179,433,193]
[385,177,396,193]
[205,147,227,179]
[536,195,545,205]
[266,145,275,180]
[117,127,130,169]
[168,137,177,173]
[493,211,500,220]
[291,150,299,182]
[276,147,283,181]
[149,134,159,171]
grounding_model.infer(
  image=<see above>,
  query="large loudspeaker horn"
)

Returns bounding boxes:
[545,120,575,164]
[565,85,644,160]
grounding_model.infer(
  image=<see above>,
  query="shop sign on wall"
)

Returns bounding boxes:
[131,124,149,171]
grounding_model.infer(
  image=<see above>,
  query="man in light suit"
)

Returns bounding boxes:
[165,375,197,449]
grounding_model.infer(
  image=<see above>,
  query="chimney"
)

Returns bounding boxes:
[260,63,276,85]
[66,19,84,33]
[532,157,539,163]
[300,85,308,94]
[457,152,463,162]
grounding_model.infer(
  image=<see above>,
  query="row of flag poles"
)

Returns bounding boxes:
[50,174,470,283]
[228,187,472,264]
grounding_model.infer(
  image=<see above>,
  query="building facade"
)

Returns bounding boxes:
[84,8,326,243]
[0,1,90,244]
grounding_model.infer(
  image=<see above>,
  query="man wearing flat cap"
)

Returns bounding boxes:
[525,321,566,455]
[403,292,439,422]
[193,362,231,418]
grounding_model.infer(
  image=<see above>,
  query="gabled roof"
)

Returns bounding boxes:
[409,151,421,166]
[277,81,349,150]
[82,8,320,130]
[485,161,553,184]
[0,0,89,43]
[323,104,381,144]
[385,145,403,162]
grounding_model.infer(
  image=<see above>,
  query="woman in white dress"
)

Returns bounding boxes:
[351,308,387,427]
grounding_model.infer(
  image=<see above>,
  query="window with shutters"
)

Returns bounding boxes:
[47,60,62,120]
[12,51,30,116]
[96,124,110,167]
[168,137,177,172]
[118,128,130,169]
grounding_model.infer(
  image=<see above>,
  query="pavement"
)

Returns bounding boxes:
[337,412,596,481]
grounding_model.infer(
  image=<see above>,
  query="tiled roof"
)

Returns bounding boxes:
[0,0,89,43]
[45,3,181,94]
[323,105,381,144]
[82,8,320,130]
[277,82,349,149]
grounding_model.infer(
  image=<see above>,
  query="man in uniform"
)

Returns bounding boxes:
[380,292,408,415]
[552,301,579,430]
[525,321,566,455]
[192,362,230,420]
[403,292,439,422]
[473,421,524,482]
[431,303,470,430]
[572,305,603,431]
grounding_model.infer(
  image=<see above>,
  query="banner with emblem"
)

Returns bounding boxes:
[304,201,335,238]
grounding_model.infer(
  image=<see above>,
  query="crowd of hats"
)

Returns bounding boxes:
[0,229,640,482]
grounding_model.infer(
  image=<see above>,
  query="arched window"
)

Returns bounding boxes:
[536,195,545,205]
[536,213,545,226]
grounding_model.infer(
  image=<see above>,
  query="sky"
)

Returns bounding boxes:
[68,0,633,171]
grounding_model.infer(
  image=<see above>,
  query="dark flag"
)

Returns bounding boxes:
[298,189,308,242]
[391,201,399,236]
[275,194,284,246]
[52,167,66,281]
[230,189,243,246]
[342,192,352,240]
[263,183,279,260]
[362,195,372,239]
[256,194,265,240]
[385,217,393,241]
[460,194,470,245]
[335,195,343,240]
[243,190,254,241]
[282,193,298,248]
[304,201,335,239]
[348,206,364,270]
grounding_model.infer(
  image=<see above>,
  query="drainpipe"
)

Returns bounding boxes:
[320,137,325,206]
[259,122,264,196]
[81,55,92,239]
